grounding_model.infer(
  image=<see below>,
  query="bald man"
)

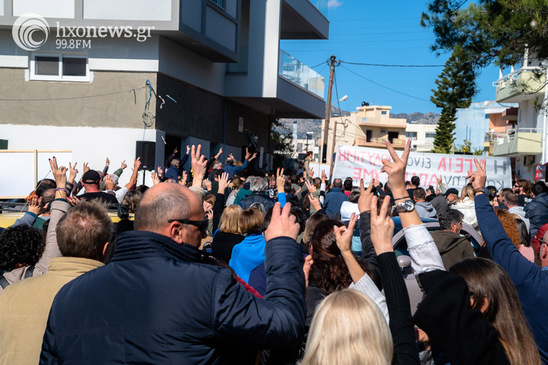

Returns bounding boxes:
[40,183,307,365]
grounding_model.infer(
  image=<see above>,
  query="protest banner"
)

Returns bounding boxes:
[332,145,512,190]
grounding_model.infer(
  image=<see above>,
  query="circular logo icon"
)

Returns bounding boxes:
[12,13,50,51]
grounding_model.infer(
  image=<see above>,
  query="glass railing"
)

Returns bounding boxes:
[279,50,325,98]
[308,0,328,17]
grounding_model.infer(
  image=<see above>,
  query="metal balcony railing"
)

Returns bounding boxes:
[279,50,325,98]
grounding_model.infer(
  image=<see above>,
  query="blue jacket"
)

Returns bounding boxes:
[524,192,548,239]
[229,233,266,283]
[322,187,348,218]
[40,231,306,365]
[223,159,249,179]
[476,193,548,364]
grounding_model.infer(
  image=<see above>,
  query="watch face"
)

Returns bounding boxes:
[403,200,414,211]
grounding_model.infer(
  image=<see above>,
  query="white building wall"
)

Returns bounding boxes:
[0,124,163,187]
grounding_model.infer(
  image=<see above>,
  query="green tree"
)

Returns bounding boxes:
[271,119,293,168]
[431,50,476,153]
[422,0,548,69]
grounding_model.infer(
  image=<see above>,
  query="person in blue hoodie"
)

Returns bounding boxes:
[323,178,348,219]
[468,159,548,364]
[229,207,266,283]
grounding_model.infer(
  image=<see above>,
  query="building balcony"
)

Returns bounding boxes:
[355,137,406,149]
[492,128,542,156]
[358,119,407,129]
[494,67,546,103]
[281,0,329,39]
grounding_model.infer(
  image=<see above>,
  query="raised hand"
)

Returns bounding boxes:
[381,139,411,192]
[245,148,251,160]
[27,195,43,215]
[83,162,90,173]
[465,158,487,192]
[304,180,317,194]
[308,167,314,178]
[264,202,299,242]
[276,168,285,193]
[308,193,322,212]
[334,213,357,254]
[151,172,161,186]
[215,147,223,160]
[358,179,374,213]
[120,160,127,170]
[191,144,208,188]
[68,162,78,185]
[203,178,212,191]
[105,157,110,166]
[321,171,327,184]
[67,196,82,207]
[133,157,141,171]
[370,195,394,255]
[49,157,67,188]
[218,172,230,194]
[186,145,190,154]
[181,170,188,185]
[104,175,115,191]
[249,152,257,161]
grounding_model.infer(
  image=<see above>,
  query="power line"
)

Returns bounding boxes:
[341,60,444,68]
[0,87,146,102]
[340,64,430,102]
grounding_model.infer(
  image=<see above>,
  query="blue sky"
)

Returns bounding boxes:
[280,1,501,114]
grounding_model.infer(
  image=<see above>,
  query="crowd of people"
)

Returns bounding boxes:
[0,141,547,365]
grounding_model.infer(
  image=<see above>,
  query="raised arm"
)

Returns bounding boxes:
[382,140,444,275]
[189,145,207,199]
[369,194,419,365]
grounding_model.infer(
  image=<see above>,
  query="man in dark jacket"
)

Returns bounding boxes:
[524,181,548,239]
[323,178,348,218]
[40,183,306,365]
[240,176,275,212]
[430,210,475,270]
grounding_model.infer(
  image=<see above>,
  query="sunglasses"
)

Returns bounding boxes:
[168,219,209,232]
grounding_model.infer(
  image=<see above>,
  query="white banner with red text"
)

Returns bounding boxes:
[332,145,511,190]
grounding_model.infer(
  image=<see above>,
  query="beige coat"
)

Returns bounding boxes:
[0,257,103,365]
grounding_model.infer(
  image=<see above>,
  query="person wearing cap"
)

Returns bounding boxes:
[78,170,119,206]
[429,187,458,217]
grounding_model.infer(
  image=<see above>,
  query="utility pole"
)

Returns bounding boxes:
[321,55,337,164]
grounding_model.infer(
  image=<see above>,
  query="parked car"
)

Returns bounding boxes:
[392,220,481,314]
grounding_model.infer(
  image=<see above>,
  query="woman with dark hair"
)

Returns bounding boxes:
[449,258,540,365]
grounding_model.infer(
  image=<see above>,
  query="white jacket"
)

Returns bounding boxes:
[451,197,478,228]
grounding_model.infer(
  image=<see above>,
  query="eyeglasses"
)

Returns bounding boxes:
[168,219,209,232]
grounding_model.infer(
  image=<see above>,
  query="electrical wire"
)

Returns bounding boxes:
[0,87,146,102]
[341,60,444,68]
[339,64,430,102]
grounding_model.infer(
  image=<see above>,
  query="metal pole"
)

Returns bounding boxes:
[542,63,548,164]
[321,55,337,164]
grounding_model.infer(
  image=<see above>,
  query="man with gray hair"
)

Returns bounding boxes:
[430,210,475,270]
[40,181,306,364]
[239,176,275,212]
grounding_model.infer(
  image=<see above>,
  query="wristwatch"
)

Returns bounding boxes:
[392,199,415,214]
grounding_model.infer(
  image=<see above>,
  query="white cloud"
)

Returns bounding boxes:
[327,0,343,9]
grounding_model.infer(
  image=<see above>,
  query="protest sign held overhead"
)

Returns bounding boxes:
[332,144,512,190]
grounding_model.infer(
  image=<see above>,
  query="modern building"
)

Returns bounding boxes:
[492,52,546,180]
[453,101,503,153]
[0,0,328,187]
[405,123,437,152]
[320,104,408,166]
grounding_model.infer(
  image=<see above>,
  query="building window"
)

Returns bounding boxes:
[30,54,90,82]
[381,110,387,115]
[406,131,417,140]
[425,132,436,139]
[209,0,226,9]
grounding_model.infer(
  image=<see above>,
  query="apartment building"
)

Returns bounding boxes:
[492,53,545,180]
[0,0,328,183]
[405,123,436,152]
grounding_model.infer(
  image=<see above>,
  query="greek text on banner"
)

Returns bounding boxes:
[332,145,511,190]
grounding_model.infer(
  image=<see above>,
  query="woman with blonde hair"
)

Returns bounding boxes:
[451,184,478,228]
[211,205,244,264]
[300,289,393,365]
